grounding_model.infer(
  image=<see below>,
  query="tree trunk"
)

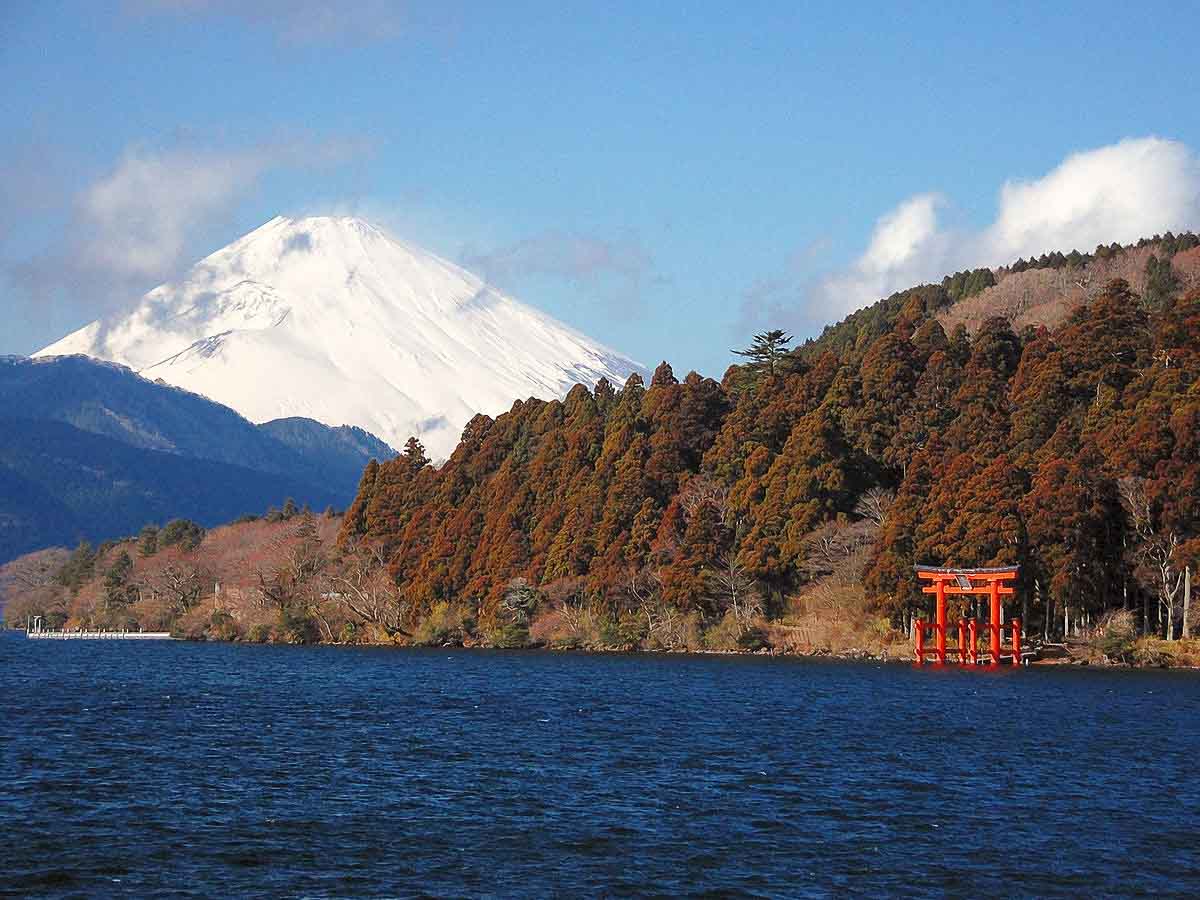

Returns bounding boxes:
[1184,567,1192,640]
[1064,602,1069,640]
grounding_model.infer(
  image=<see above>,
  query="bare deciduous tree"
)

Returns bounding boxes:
[0,549,70,628]
[628,567,694,648]
[706,550,761,629]
[254,525,329,612]
[853,486,894,528]
[4,548,70,592]
[329,540,411,636]
[800,520,875,583]
[679,475,729,518]
[144,562,210,614]
[1120,475,1186,639]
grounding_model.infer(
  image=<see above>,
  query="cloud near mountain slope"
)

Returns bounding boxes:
[813,136,1200,318]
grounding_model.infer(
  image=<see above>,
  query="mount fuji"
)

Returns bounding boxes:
[35,216,644,457]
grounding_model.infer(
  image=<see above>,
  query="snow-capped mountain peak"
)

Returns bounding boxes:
[35,215,644,457]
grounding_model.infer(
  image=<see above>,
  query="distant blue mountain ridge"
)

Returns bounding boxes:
[0,355,397,563]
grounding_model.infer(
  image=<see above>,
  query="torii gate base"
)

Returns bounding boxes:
[913,566,1023,667]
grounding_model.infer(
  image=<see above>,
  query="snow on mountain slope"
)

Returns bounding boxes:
[35,216,644,457]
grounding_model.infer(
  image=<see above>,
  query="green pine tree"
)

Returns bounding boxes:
[732,330,798,381]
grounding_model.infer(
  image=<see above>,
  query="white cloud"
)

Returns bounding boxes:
[9,136,365,316]
[77,147,270,281]
[981,138,1200,261]
[811,136,1200,319]
[459,230,659,316]
[814,193,950,320]
[462,231,654,287]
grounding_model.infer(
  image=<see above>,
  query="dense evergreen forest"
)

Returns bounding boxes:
[4,233,1198,660]
[338,235,1199,645]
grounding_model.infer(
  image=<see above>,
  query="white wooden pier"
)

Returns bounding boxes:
[26,630,174,640]
[24,617,173,640]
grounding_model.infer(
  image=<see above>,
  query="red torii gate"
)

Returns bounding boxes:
[913,565,1022,666]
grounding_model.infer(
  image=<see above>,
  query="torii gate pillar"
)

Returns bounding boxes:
[989,578,1002,664]
[935,577,947,663]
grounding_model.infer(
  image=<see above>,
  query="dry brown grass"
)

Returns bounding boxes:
[1133,638,1200,668]
[771,580,907,658]
[1070,610,1200,667]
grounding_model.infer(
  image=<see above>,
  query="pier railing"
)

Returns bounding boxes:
[24,618,173,640]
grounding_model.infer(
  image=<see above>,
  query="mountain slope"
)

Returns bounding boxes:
[259,417,397,490]
[36,216,643,456]
[0,354,395,491]
[0,419,347,562]
[0,465,77,563]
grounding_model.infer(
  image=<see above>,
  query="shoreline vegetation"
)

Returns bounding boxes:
[6,617,1199,671]
[3,510,1197,669]
[3,235,1198,670]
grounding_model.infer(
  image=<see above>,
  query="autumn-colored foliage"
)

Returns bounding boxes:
[336,239,1197,642]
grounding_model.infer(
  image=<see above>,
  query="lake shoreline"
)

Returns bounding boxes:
[10,621,1199,670]
[165,631,1200,671]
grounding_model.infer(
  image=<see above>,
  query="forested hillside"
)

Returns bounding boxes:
[339,234,1199,643]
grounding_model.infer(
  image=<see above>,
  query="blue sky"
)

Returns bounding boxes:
[3,1,1199,377]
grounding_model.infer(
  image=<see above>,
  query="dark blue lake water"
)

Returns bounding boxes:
[2,634,1199,898]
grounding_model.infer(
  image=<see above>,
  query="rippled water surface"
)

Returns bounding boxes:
[3,634,1200,897]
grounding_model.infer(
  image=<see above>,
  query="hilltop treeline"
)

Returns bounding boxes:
[341,246,1198,644]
